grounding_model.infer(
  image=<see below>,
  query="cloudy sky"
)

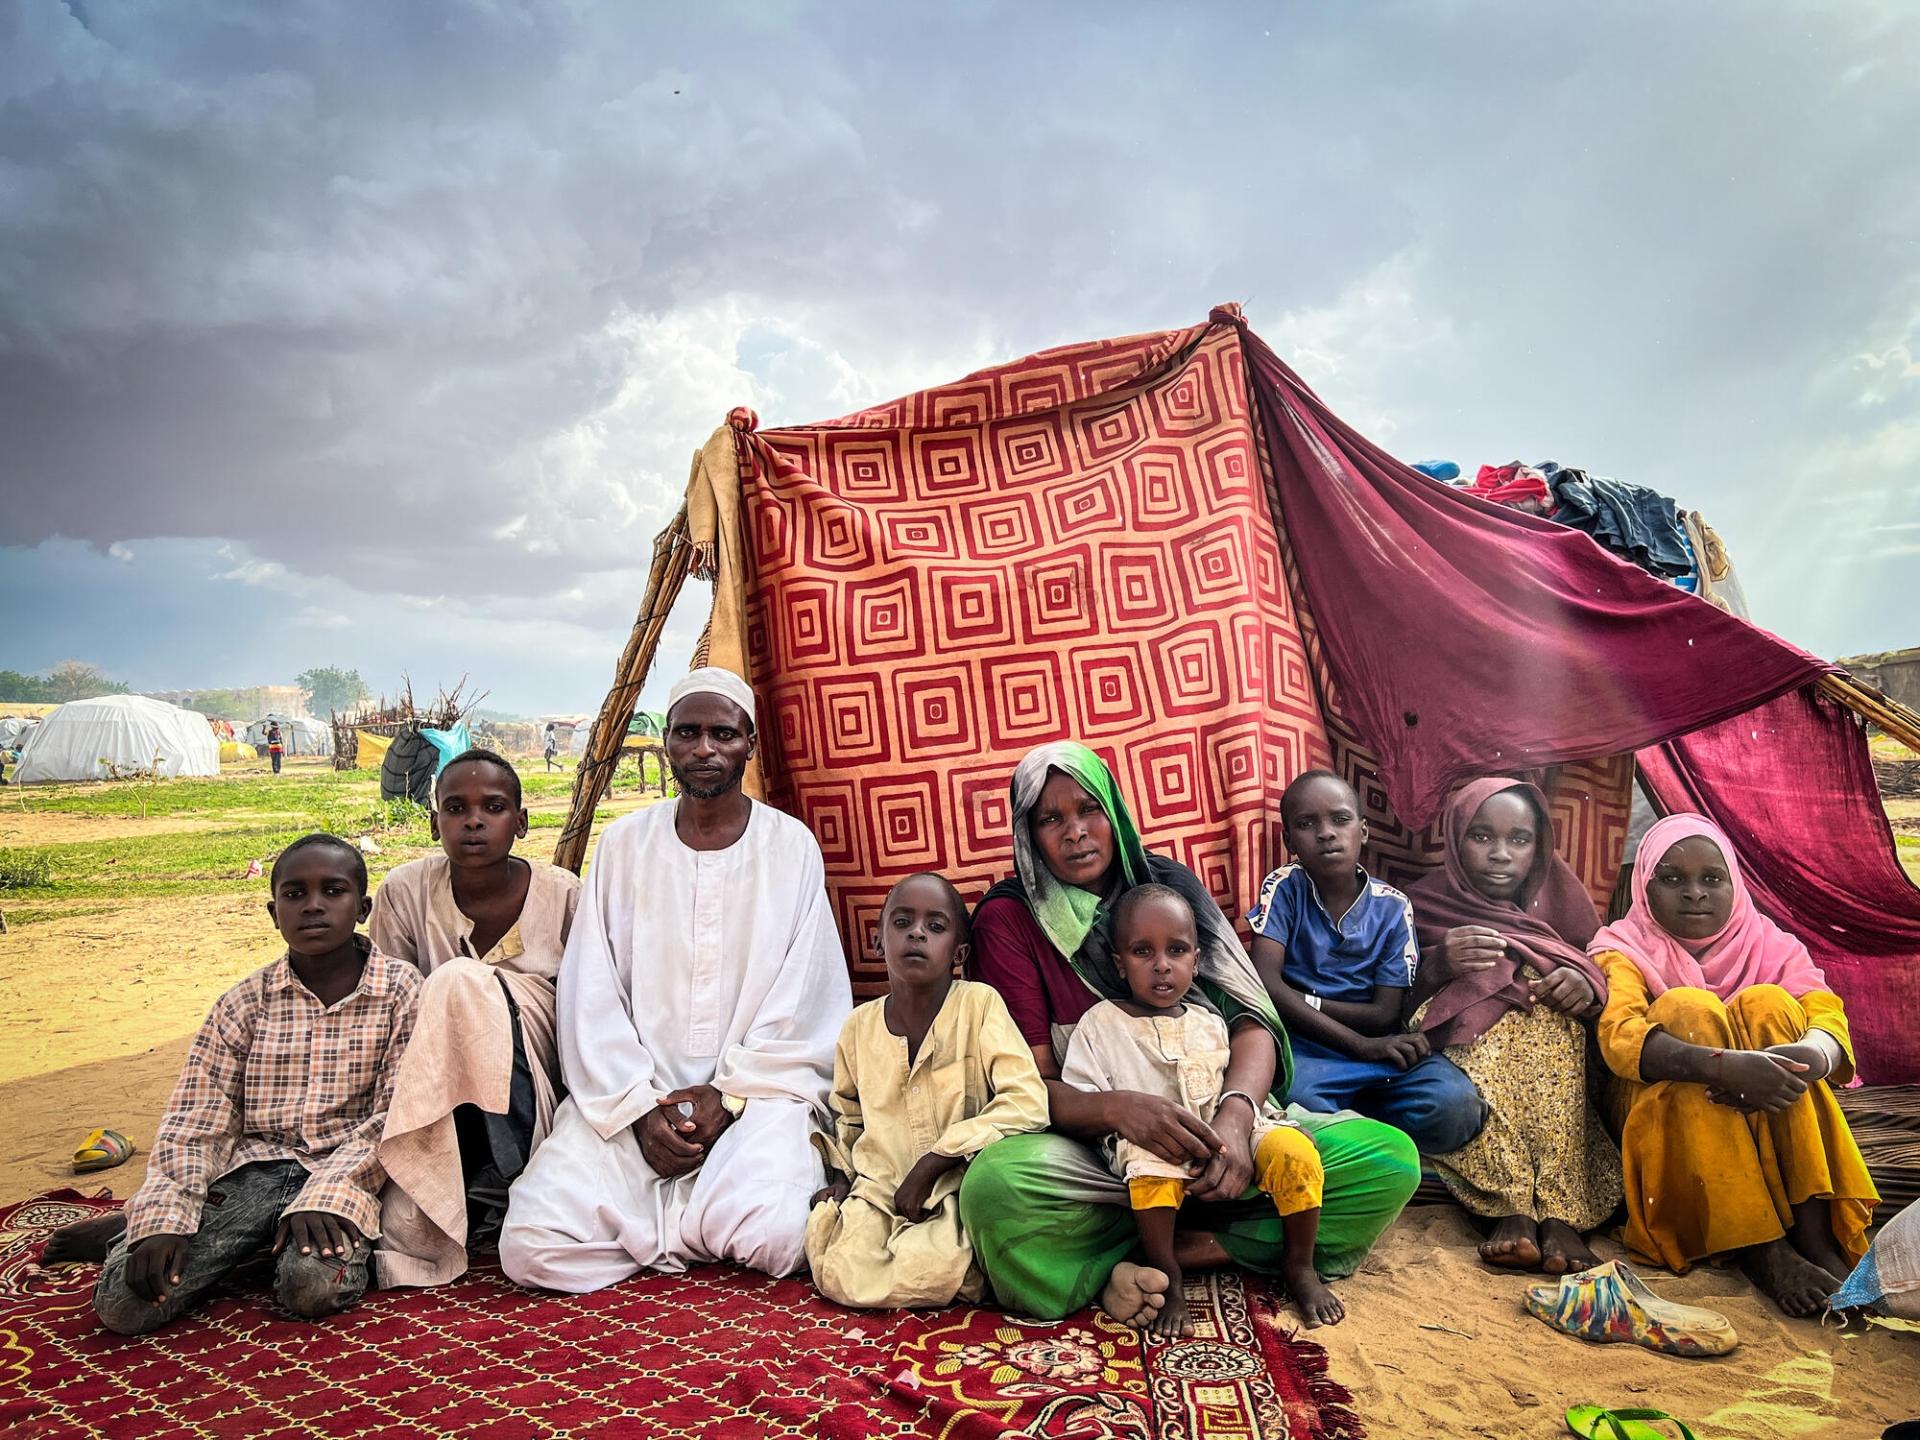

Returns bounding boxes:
[3,1,1916,716]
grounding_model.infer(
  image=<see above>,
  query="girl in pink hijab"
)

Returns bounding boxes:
[1590,813,1877,1318]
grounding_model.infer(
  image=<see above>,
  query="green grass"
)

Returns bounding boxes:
[2,769,375,820]
[1898,835,1920,885]
[0,848,54,889]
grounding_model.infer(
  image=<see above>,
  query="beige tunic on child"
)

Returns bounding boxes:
[369,853,581,1286]
[1060,1001,1292,1183]
[806,980,1048,1309]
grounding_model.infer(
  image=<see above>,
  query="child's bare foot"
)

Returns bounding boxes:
[1537,1219,1598,1275]
[1148,1275,1193,1339]
[1478,1215,1541,1271]
[1099,1261,1170,1328]
[1284,1259,1344,1327]
[1738,1237,1841,1317]
[1788,1207,1852,1283]
[42,1213,126,1264]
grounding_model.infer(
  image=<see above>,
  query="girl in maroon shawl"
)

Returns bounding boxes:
[1408,778,1623,1273]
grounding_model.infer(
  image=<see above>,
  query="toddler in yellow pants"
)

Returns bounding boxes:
[1061,883,1340,1335]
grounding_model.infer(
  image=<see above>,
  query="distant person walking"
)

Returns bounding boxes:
[543,724,559,772]
[267,722,285,775]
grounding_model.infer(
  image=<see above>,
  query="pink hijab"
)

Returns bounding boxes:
[1588,813,1828,1001]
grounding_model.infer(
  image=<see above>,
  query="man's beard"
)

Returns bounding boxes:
[671,761,743,801]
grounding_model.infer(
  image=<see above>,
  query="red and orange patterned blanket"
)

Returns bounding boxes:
[736,310,1630,995]
[1,1192,1364,1439]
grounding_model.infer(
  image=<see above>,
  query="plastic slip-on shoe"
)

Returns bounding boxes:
[1525,1259,1737,1358]
[71,1127,135,1174]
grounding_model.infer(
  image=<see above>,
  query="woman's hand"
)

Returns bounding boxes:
[1439,926,1508,978]
[1107,1091,1220,1169]
[1707,1049,1810,1114]
[1531,967,1597,1017]
[1186,1094,1256,1202]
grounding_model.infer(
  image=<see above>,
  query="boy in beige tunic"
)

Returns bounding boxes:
[369,748,581,1285]
[807,873,1048,1309]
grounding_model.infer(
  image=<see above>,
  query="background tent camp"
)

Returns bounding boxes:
[559,305,1920,1093]
[241,713,330,756]
[568,711,664,757]
[15,694,220,782]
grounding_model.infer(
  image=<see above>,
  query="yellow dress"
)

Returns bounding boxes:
[1593,950,1878,1272]
[805,981,1048,1309]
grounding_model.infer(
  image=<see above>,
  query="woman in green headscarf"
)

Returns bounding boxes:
[959,742,1419,1324]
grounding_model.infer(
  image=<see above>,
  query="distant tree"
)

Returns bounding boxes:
[296,666,371,717]
[182,689,255,721]
[46,660,131,702]
[0,669,55,702]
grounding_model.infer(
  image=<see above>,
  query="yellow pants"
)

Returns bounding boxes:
[1614,984,1877,1272]
[1128,1126,1323,1216]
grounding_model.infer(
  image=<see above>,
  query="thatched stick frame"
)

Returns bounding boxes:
[554,507,695,873]
[1818,672,1920,756]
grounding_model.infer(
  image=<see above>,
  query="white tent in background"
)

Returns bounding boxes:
[16,695,221,782]
[0,716,39,750]
[243,713,330,755]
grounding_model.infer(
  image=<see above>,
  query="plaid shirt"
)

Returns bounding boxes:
[123,940,420,1245]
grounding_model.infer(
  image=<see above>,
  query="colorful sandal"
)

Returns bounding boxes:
[71,1128,135,1174]
[1525,1259,1737,1357]
[1567,1406,1699,1440]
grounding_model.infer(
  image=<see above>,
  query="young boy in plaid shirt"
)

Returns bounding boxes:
[94,834,420,1334]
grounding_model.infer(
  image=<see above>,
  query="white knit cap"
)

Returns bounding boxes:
[666,666,755,723]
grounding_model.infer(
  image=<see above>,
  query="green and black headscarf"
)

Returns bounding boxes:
[982,740,1294,1100]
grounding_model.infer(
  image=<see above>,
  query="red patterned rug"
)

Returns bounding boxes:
[0,1192,1363,1439]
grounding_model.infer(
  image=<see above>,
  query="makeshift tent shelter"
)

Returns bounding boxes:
[16,695,220,782]
[568,712,666,757]
[243,714,330,755]
[558,305,1920,1083]
[0,717,39,751]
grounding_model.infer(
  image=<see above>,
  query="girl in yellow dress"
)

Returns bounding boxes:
[1590,814,1877,1316]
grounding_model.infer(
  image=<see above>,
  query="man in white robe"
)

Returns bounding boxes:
[499,668,851,1292]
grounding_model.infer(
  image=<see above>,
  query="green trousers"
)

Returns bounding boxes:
[957,1109,1418,1320]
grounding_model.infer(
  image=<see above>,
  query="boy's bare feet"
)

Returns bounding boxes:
[1099,1261,1170,1328]
[1148,1270,1193,1338]
[1479,1215,1541,1270]
[1537,1218,1598,1276]
[1283,1259,1344,1327]
[1738,1237,1841,1317]
[42,1213,127,1264]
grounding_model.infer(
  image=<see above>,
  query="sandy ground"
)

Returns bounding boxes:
[0,796,1914,1438]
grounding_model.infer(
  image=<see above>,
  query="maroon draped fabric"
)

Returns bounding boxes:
[1240,326,1832,830]
[1637,688,1920,1084]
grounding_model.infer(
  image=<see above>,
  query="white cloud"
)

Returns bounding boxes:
[217,559,288,587]
[107,542,134,563]
[294,606,350,630]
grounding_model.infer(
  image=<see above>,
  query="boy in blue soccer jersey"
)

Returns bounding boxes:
[1247,771,1485,1155]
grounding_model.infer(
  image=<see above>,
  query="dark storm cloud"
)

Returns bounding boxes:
[2,1,1916,709]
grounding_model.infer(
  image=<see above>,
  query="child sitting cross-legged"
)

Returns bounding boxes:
[93,834,421,1334]
[806,872,1049,1309]
[1062,883,1342,1335]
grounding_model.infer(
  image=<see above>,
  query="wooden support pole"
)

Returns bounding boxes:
[1817,672,1920,757]
[554,507,696,874]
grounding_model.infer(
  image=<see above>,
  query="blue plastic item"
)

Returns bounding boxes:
[421,723,474,775]
[1412,460,1461,482]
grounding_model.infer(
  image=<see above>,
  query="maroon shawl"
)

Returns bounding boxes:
[1408,777,1607,1049]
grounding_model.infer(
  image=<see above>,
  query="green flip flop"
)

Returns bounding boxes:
[1567,1406,1699,1440]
